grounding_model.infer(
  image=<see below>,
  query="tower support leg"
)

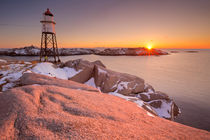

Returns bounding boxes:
[40,32,60,63]
[40,33,44,62]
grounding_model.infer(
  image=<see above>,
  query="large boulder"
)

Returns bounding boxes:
[137,90,180,119]
[94,65,145,95]
[63,59,105,83]
[64,59,94,83]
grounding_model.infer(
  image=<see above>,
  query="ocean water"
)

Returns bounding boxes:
[1,49,210,131]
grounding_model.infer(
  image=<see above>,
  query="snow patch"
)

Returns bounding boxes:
[138,92,150,99]
[98,68,107,74]
[85,77,96,88]
[15,49,26,55]
[0,63,33,91]
[24,62,32,64]
[147,111,155,117]
[109,92,144,108]
[31,62,81,80]
[149,100,172,118]
[2,83,15,91]
[0,62,81,92]
[0,59,7,63]
[115,81,130,92]
[148,88,154,94]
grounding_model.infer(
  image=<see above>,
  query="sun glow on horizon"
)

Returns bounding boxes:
[146,45,153,50]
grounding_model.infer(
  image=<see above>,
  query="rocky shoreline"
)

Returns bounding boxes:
[0,58,210,139]
[0,58,179,119]
[0,46,168,56]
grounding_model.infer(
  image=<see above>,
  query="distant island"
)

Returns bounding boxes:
[0,45,168,56]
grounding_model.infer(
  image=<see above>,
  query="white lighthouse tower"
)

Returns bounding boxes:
[40,8,60,62]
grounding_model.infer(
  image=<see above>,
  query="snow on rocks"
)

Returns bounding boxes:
[0,62,33,91]
[137,86,180,119]
[85,77,97,88]
[0,61,81,91]
[109,91,157,117]
[0,59,7,63]
[12,46,40,55]
[71,59,180,120]
[94,65,145,95]
[0,58,180,120]
[31,62,81,80]
[84,74,156,116]
[148,99,172,118]
[63,59,106,83]
[98,67,107,74]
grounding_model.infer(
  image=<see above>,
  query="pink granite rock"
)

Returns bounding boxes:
[0,84,209,139]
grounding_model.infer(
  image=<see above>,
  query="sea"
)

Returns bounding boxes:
[1,49,210,131]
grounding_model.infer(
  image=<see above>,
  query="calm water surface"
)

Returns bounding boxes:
[1,49,210,131]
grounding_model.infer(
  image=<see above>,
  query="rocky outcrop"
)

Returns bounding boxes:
[94,65,145,95]
[62,59,105,83]
[137,84,180,118]
[64,59,95,83]
[138,92,180,118]
[63,59,145,95]
[63,59,179,119]
[63,59,145,96]
[0,84,210,139]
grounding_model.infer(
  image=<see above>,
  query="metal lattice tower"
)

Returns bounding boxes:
[40,8,60,62]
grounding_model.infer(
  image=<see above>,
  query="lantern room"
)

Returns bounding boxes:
[40,8,56,34]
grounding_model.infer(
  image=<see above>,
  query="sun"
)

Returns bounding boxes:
[146,45,153,50]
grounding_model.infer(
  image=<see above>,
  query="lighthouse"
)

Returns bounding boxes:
[40,8,60,62]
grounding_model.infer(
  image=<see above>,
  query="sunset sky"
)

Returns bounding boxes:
[0,0,209,49]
